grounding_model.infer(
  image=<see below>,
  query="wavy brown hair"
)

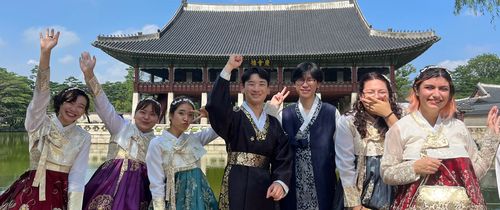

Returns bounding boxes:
[350,72,402,139]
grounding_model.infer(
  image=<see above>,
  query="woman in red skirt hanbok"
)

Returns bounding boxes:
[0,29,92,210]
[380,66,500,210]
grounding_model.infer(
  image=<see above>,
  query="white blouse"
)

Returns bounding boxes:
[381,110,499,186]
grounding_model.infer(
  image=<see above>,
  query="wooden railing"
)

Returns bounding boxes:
[137,81,355,95]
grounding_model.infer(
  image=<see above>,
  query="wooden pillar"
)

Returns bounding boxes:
[168,64,174,90]
[134,66,139,92]
[238,67,244,82]
[390,65,396,92]
[351,65,358,108]
[201,92,208,124]
[202,65,209,83]
[351,65,358,91]
[277,65,283,90]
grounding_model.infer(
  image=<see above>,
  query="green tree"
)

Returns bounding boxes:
[63,76,84,88]
[452,53,500,98]
[0,68,33,130]
[99,67,135,113]
[454,0,500,21]
[395,64,417,102]
[102,81,132,113]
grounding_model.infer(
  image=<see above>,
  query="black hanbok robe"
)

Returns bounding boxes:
[206,75,293,210]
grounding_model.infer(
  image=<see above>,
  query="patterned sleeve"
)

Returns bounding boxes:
[86,76,126,135]
[196,127,220,146]
[465,126,500,179]
[25,67,51,132]
[380,124,420,185]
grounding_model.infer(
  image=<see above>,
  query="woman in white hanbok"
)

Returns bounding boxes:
[0,29,91,210]
[335,72,401,210]
[380,66,500,210]
[80,52,161,210]
[147,96,219,210]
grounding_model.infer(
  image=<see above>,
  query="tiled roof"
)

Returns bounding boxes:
[93,0,439,65]
[457,83,500,115]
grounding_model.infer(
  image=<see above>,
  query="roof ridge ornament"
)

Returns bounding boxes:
[370,28,437,39]
[185,1,353,12]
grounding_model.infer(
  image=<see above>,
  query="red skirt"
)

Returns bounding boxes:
[0,170,69,210]
[391,157,486,210]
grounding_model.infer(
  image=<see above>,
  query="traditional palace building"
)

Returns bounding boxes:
[93,0,439,122]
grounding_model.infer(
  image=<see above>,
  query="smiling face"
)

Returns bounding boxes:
[57,96,88,126]
[134,104,159,132]
[294,72,319,100]
[242,73,270,106]
[416,76,451,116]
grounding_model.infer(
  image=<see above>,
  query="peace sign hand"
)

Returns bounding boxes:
[270,87,290,108]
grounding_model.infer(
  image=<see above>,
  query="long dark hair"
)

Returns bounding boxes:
[351,72,402,139]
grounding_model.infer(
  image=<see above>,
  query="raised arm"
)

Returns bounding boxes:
[468,106,500,179]
[80,52,126,134]
[206,54,242,140]
[25,29,60,132]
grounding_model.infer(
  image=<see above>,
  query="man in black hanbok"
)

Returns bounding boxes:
[206,54,293,210]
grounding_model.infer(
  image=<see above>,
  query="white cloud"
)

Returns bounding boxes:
[27,59,38,66]
[437,59,468,71]
[0,37,6,47]
[111,24,160,36]
[59,55,75,64]
[95,59,129,82]
[23,26,80,48]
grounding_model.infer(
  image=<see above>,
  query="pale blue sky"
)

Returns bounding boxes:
[0,0,498,82]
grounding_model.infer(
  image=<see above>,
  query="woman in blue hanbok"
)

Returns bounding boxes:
[147,96,219,210]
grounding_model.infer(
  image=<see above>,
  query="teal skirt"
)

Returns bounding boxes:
[169,168,218,210]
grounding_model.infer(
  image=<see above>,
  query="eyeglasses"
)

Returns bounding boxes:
[295,78,317,86]
[362,90,388,97]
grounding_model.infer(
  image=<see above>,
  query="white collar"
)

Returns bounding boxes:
[242,101,267,131]
[415,110,444,131]
[297,96,320,132]
[51,113,76,133]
